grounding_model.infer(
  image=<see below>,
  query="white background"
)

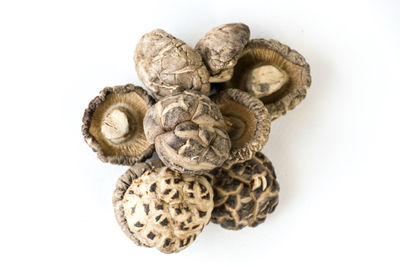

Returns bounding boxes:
[0,0,399,266]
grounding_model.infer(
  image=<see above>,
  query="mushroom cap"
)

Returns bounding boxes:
[134,29,210,100]
[211,152,279,230]
[112,160,214,253]
[228,39,312,120]
[195,23,250,83]
[143,91,231,174]
[112,160,164,246]
[212,89,271,164]
[82,84,155,165]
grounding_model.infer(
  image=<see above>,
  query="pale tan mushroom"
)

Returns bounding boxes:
[112,160,214,253]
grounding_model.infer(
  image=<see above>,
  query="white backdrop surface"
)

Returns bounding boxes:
[0,0,399,266]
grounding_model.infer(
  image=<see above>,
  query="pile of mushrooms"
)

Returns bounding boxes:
[82,23,311,253]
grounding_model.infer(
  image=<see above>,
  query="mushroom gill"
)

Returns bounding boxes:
[82,84,155,165]
[213,89,270,164]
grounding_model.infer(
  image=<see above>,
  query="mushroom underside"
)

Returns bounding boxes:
[231,48,305,105]
[89,91,151,158]
[218,100,257,147]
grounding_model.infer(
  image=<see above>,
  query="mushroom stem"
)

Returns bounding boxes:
[101,108,132,143]
[224,116,235,132]
[223,115,245,142]
[245,65,288,98]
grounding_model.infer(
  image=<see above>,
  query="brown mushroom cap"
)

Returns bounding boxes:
[143,91,231,174]
[212,89,271,164]
[195,23,250,83]
[227,39,311,120]
[134,29,210,100]
[82,84,155,165]
[112,160,214,253]
[211,152,279,230]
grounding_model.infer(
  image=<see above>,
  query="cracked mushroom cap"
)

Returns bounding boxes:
[212,89,270,164]
[134,29,210,100]
[227,39,311,120]
[195,23,250,83]
[211,152,279,230]
[112,160,214,253]
[143,91,231,174]
[82,84,155,165]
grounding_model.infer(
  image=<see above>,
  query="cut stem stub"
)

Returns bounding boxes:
[82,84,155,165]
[245,65,289,98]
[101,108,133,144]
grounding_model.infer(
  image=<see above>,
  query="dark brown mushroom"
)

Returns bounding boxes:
[82,84,155,165]
[195,23,250,83]
[143,91,231,174]
[212,89,270,164]
[211,152,279,230]
[227,39,311,120]
[112,160,213,253]
[134,29,210,100]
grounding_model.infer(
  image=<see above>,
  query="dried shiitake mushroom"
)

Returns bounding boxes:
[143,91,231,174]
[82,84,154,165]
[112,160,163,246]
[135,29,210,100]
[212,89,270,164]
[227,39,311,120]
[112,160,214,253]
[196,23,250,83]
[211,152,279,230]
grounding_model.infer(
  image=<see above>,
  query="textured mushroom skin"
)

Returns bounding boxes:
[82,84,155,165]
[213,89,271,164]
[144,91,231,174]
[211,152,279,230]
[112,160,164,246]
[113,161,214,253]
[135,29,210,100]
[229,39,312,120]
[196,23,250,82]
